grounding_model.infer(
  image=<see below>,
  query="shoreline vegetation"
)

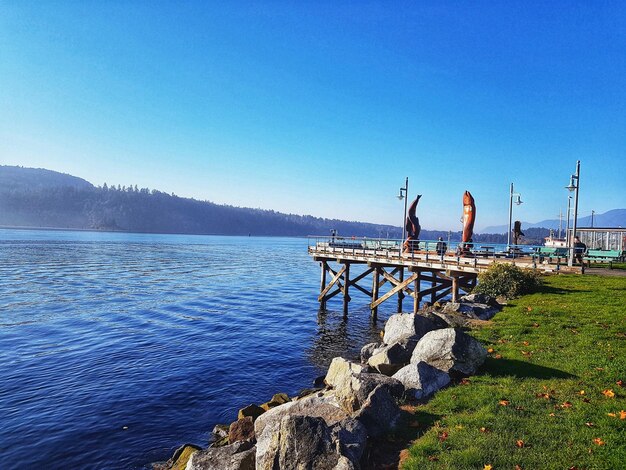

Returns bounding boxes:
[154,272,624,470]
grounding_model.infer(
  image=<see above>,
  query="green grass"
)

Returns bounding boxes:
[399,274,626,470]
[587,262,626,271]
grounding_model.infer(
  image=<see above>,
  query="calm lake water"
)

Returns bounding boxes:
[0,229,397,469]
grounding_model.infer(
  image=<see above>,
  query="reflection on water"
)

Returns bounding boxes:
[305,307,383,370]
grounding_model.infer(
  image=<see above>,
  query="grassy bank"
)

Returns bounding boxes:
[399,274,626,470]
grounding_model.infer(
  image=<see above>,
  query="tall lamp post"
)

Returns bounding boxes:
[565,195,572,245]
[507,183,523,249]
[397,177,409,251]
[566,160,581,267]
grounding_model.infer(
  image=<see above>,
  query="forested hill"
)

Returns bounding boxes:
[0,166,549,242]
[0,166,403,237]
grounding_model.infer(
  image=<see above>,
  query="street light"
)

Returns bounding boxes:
[397,177,409,251]
[566,160,581,267]
[507,183,523,248]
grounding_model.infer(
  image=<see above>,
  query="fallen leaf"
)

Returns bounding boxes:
[487,348,494,353]
[617,380,624,387]
[427,455,439,461]
[438,431,449,442]
[595,367,605,371]
[521,350,531,356]
[536,392,552,399]
[484,465,493,470]
[515,466,523,470]
[398,449,411,466]
[532,322,540,327]
[602,389,615,398]
[460,378,471,385]
[607,412,616,417]
[526,306,532,312]
[495,354,503,359]
[585,422,594,427]
[620,410,626,420]
[549,412,556,417]
[497,339,508,344]
[499,400,510,406]
[480,427,489,433]
[561,402,573,408]
[579,390,585,395]
[522,340,530,346]
[516,440,525,448]
[593,438,605,446]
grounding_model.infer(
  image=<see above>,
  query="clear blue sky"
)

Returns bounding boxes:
[1,1,624,231]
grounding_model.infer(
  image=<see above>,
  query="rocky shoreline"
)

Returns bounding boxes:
[153,294,501,470]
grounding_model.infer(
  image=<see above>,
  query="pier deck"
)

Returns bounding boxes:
[308,237,582,317]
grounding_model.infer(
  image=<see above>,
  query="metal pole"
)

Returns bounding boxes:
[569,160,581,267]
[566,196,571,247]
[507,183,513,248]
[558,209,563,239]
[400,177,408,254]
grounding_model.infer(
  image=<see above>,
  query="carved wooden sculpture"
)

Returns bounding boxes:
[403,195,422,252]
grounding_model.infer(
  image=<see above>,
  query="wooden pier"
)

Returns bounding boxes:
[309,238,582,318]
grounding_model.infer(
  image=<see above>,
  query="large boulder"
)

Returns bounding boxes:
[383,313,439,345]
[410,328,487,376]
[258,415,364,470]
[324,357,403,412]
[366,338,416,376]
[254,394,349,470]
[353,385,400,438]
[330,418,367,465]
[392,361,451,400]
[186,441,255,470]
[442,302,499,321]
[429,311,473,329]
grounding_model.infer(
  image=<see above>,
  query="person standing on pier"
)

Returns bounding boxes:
[436,237,447,259]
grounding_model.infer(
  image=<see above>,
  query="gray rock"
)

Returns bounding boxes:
[186,441,255,470]
[442,302,499,321]
[353,385,400,438]
[323,357,404,411]
[325,357,364,387]
[383,313,439,345]
[330,418,367,465]
[392,361,451,399]
[367,339,416,376]
[430,311,473,328]
[360,342,382,363]
[259,415,363,470]
[459,293,492,304]
[410,328,487,376]
[212,424,230,441]
[254,394,349,470]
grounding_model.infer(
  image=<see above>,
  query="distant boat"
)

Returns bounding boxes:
[544,230,567,247]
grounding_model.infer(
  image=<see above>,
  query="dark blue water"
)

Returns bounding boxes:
[0,230,395,469]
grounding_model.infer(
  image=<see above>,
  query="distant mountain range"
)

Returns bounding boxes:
[480,208,626,234]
